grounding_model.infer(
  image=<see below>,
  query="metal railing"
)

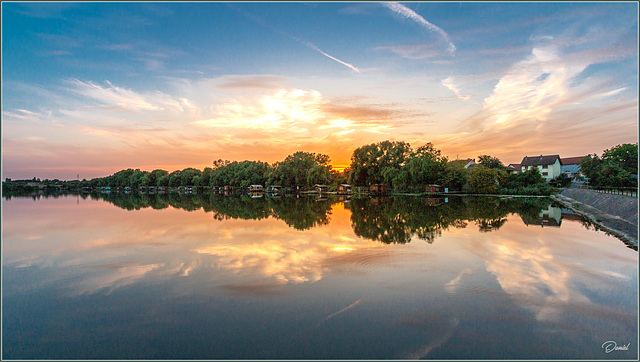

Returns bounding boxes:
[587,186,638,198]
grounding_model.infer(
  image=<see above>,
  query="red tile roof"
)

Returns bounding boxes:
[560,156,587,165]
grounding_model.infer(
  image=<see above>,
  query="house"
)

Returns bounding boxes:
[249,185,263,192]
[520,155,562,181]
[505,164,521,174]
[520,205,562,227]
[425,184,441,193]
[449,158,476,169]
[369,184,389,195]
[337,184,351,194]
[560,156,586,179]
[314,184,328,193]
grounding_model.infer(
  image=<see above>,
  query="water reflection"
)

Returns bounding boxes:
[82,192,561,243]
[2,194,636,359]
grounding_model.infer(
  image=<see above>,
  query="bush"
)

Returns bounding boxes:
[465,168,500,194]
[549,173,571,188]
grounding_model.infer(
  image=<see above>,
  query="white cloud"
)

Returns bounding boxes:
[66,79,160,111]
[441,76,471,100]
[383,2,456,55]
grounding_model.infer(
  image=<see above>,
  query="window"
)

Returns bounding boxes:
[542,172,548,176]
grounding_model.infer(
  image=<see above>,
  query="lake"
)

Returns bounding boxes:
[2,192,637,359]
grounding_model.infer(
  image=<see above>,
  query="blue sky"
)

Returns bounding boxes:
[2,2,638,179]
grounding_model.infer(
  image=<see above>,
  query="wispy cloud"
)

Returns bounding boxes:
[65,78,189,113]
[216,75,289,90]
[434,40,637,162]
[303,41,360,73]
[441,76,471,100]
[383,2,456,55]
[66,79,159,111]
[373,43,446,60]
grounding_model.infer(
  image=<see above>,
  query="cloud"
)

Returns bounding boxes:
[66,79,159,111]
[192,87,412,137]
[383,2,456,55]
[374,43,446,60]
[216,75,289,90]
[441,76,471,100]
[303,41,360,73]
[433,37,637,162]
[65,78,190,113]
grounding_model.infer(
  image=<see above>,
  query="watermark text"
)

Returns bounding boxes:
[602,341,631,353]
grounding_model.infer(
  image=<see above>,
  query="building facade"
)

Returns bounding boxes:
[520,155,562,181]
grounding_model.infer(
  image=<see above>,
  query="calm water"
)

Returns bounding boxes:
[2,193,637,359]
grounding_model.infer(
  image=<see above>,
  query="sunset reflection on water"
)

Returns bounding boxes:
[2,194,637,359]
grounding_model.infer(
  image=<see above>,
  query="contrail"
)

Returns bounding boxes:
[303,41,360,73]
[383,2,456,55]
[230,4,360,73]
[324,299,362,321]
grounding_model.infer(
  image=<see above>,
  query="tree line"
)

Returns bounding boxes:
[347,140,555,194]
[79,192,555,243]
[580,143,638,188]
[63,151,340,190]
[4,140,636,195]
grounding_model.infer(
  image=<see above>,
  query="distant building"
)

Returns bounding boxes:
[425,184,442,193]
[369,184,389,195]
[505,164,521,174]
[560,156,587,179]
[337,184,351,194]
[520,155,562,181]
[314,184,328,193]
[449,158,476,169]
[249,185,263,192]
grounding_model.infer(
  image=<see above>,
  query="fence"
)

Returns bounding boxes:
[587,186,638,198]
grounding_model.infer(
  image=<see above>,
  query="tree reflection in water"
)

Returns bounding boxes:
[77,192,555,244]
[347,196,553,243]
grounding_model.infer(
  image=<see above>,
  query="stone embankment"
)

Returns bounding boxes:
[551,186,638,247]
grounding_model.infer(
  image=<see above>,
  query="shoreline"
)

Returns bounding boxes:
[551,193,638,249]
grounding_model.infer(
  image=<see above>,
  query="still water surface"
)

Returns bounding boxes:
[2,193,637,359]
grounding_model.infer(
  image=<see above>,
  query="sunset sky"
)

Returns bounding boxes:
[2,2,638,180]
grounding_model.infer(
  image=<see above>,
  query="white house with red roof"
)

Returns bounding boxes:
[520,155,562,181]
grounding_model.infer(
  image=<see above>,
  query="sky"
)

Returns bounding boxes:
[2,2,638,180]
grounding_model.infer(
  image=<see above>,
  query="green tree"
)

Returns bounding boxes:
[580,144,638,187]
[405,143,448,192]
[466,167,500,194]
[477,155,504,169]
[268,151,331,188]
[602,143,638,174]
[348,140,412,188]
